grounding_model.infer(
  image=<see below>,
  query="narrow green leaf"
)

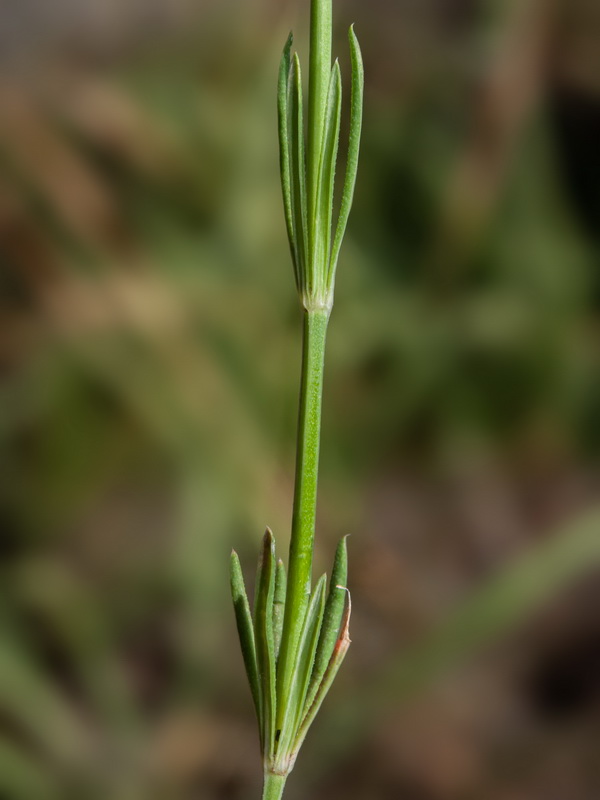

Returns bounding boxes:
[230,551,260,718]
[273,559,287,660]
[274,574,327,769]
[307,0,333,242]
[0,638,91,766]
[292,588,351,759]
[293,573,328,728]
[277,33,297,283]
[314,59,342,303]
[254,528,277,758]
[303,535,348,713]
[288,52,309,300]
[329,25,364,286]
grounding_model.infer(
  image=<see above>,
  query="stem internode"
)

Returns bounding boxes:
[276,308,330,729]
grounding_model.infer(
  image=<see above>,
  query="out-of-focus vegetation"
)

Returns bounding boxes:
[0,1,599,798]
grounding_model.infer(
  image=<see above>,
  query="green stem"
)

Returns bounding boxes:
[262,772,287,800]
[276,308,329,726]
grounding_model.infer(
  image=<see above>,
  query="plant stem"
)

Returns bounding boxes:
[277,308,330,724]
[262,772,288,800]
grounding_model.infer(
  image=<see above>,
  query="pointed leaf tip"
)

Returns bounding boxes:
[264,526,275,544]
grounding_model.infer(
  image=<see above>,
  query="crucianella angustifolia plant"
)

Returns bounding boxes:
[230,2,363,798]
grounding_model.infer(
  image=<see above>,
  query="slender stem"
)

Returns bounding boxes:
[262,772,287,800]
[276,308,330,726]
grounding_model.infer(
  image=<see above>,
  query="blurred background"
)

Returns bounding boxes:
[1,0,599,798]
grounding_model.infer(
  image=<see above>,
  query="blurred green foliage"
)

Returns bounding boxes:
[0,1,599,798]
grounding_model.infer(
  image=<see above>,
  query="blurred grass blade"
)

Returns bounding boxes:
[253,528,277,758]
[278,33,297,282]
[304,535,348,712]
[0,738,59,800]
[275,574,327,767]
[230,550,260,717]
[329,25,364,285]
[293,588,351,758]
[288,52,309,299]
[314,60,342,300]
[273,559,287,660]
[379,506,600,703]
[314,507,600,768]
[0,638,91,766]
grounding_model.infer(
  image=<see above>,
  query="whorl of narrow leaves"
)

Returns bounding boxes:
[230,532,351,776]
[278,26,364,312]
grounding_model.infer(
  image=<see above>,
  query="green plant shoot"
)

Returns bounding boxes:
[230,1,363,798]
